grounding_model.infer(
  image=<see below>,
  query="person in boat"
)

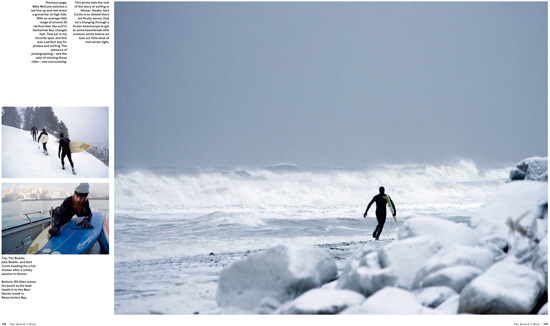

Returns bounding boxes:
[363,186,396,240]
[48,183,93,237]
[58,133,75,173]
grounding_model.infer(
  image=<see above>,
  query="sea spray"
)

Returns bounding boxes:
[115,160,508,217]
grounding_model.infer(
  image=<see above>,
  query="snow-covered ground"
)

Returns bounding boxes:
[2,125,108,178]
[214,174,548,315]
[115,158,547,315]
[215,176,548,315]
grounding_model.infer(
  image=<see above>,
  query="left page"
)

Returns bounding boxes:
[0,1,114,325]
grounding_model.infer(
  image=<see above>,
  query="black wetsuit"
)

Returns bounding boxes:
[31,127,37,141]
[38,131,48,152]
[52,196,92,228]
[58,137,74,169]
[364,193,396,240]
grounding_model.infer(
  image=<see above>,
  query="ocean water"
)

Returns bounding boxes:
[2,199,110,230]
[114,160,509,314]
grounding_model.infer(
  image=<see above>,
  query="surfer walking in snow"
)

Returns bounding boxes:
[363,186,396,240]
[48,183,94,238]
[31,126,37,141]
[58,133,75,174]
[38,128,49,155]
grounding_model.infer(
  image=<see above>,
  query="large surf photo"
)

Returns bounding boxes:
[113,1,548,321]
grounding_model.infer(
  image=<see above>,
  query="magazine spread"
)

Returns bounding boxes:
[1,1,548,326]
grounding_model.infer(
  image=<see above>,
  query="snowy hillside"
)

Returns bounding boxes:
[2,125,109,178]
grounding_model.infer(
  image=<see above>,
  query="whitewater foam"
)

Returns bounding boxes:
[115,160,508,217]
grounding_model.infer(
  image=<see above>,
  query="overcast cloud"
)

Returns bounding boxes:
[115,2,547,169]
[54,107,109,145]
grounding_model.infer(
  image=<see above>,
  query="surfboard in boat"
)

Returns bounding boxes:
[27,212,103,254]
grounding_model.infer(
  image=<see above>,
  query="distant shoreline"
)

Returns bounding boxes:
[2,197,110,203]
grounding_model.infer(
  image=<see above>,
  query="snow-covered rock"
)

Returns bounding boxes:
[509,156,548,181]
[377,236,442,289]
[336,237,440,296]
[213,158,548,315]
[274,288,365,314]
[206,306,255,315]
[335,249,394,297]
[532,235,547,283]
[412,244,494,289]
[434,294,460,314]
[458,261,546,314]
[470,181,548,246]
[414,286,457,308]
[216,245,337,311]
[398,217,481,247]
[254,297,282,314]
[477,235,509,260]
[340,287,434,314]
[418,265,483,293]
[538,303,548,315]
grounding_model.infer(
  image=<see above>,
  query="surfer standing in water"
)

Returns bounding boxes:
[48,183,94,238]
[363,186,397,240]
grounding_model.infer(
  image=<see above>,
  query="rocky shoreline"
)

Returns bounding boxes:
[213,157,548,315]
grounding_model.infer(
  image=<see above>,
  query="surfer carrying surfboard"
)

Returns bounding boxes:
[363,186,397,240]
[38,128,49,155]
[48,183,94,238]
[58,133,76,174]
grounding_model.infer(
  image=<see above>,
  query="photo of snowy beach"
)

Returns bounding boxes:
[113,1,547,320]
[115,159,547,315]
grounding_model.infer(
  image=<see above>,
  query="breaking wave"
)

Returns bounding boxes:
[115,160,509,218]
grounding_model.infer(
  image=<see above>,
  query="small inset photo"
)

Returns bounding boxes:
[2,106,109,178]
[2,182,109,255]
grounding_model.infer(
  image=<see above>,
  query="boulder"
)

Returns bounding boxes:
[538,303,548,315]
[398,217,481,247]
[275,288,365,314]
[337,237,441,296]
[470,181,547,241]
[340,287,434,314]
[532,235,547,283]
[216,245,337,310]
[458,260,546,314]
[336,249,395,297]
[509,156,548,181]
[418,265,483,293]
[254,297,283,314]
[477,235,509,259]
[414,286,457,308]
[412,244,494,289]
[377,236,442,289]
[434,294,460,314]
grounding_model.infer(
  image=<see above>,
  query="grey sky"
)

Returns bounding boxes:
[54,107,109,145]
[115,2,547,169]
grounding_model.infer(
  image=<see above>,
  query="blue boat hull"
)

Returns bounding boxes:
[98,214,109,254]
